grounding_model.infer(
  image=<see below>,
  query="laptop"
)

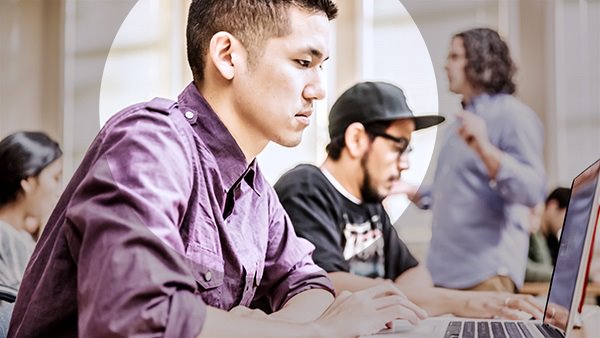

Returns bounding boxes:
[370,159,600,338]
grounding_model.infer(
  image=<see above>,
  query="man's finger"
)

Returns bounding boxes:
[377,304,424,326]
[358,282,406,298]
[372,295,428,320]
[509,297,544,319]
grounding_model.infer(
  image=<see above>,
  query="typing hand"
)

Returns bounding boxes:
[316,282,428,338]
[464,292,544,320]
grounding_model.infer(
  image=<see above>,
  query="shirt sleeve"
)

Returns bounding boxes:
[256,188,335,312]
[64,109,206,337]
[415,184,433,210]
[381,214,419,280]
[276,184,349,275]
[493,109,546,207]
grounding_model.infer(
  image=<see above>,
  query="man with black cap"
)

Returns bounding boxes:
[275,81,543,319]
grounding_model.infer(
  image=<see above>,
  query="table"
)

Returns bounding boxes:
[520,282,600,297]
[577,305,600,338]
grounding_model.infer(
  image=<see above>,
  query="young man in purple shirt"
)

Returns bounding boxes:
[8,1,426,337]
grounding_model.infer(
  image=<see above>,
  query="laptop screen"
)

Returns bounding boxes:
[543,160,600,331]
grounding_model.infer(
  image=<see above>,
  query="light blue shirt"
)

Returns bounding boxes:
[424,93,545,289]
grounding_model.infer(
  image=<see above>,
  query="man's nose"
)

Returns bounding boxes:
[397,152,410,172]
[304,71,326,101]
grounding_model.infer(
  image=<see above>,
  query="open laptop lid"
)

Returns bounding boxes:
[542,159,600,337]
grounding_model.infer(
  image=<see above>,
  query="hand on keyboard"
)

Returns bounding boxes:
[460,292,544,320]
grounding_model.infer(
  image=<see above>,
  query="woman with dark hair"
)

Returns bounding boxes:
[0,131,63,289]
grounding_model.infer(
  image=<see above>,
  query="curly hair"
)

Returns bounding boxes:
[455,28,516,95]
[187,0,338,82]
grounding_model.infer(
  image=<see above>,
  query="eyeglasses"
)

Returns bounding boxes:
[367,130,412,159]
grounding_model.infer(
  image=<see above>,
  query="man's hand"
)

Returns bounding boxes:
[456,110,502,179]
[456,110,491,155]
[315,282,428,337]
[389,180,420,203]
[461,292,544,320]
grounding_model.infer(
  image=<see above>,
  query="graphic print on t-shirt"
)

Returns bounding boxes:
[342,214,385,278]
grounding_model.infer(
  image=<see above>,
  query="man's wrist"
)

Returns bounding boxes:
[437,288,468,317]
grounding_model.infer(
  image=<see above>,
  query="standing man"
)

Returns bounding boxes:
[413,28,545,292]
[8,1,425,338]
[275,81,543,319]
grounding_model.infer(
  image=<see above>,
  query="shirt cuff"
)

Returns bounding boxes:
[165,292,207,338]
[271,270,335,311]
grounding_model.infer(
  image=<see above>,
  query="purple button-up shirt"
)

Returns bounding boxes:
[9,83,333,338]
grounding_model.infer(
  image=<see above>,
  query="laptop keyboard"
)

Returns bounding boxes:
[444,321,563,338]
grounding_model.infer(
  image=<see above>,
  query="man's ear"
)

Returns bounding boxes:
[207,32,241,80]
[344,122,370,159]
[547,199,558,212]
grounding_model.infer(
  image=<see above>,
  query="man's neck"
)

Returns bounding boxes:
[195,81,267,164]
[459,87,481,108]
[321,157,362,202]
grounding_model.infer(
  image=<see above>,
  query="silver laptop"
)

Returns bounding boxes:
[372,159,600,338]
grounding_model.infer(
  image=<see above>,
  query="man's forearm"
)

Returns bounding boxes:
[200,306,326,338]
[329,270,453,318]
[400,286,464,317]
[475,140,502,179]
[329,271,385,293]
[269,289,334,323]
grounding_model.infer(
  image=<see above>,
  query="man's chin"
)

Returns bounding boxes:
[380,189,391,201]
[274,135,303,148]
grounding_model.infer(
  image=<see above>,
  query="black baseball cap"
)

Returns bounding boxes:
[328,81,445,138]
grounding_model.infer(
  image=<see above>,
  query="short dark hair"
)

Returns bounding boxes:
[545,187,571,209]
[325,120,392,160]
[455,28,516,95]
[186,0,338,82]
[0,131,62,206]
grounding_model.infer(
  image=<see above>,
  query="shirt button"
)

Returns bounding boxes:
[185,111,194,119]
[204,271,212,282]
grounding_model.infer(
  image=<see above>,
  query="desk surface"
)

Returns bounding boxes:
[521,282,600,296]
[577,305,600,338]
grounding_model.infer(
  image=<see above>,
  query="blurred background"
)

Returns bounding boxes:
[1,0,598,260]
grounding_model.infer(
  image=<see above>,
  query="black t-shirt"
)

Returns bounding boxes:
[274,164,418,280]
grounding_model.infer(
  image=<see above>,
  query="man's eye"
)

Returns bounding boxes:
[296,60,310,68]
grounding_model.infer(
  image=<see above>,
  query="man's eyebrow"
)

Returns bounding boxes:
[305,47,329,61]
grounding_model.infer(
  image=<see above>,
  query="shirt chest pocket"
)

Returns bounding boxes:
[187,244,225,308]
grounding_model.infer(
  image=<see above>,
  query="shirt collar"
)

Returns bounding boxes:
[320,167,362,205]
[177,82,263,195]
[464,93,493,113]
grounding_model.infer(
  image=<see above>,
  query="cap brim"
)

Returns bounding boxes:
[413,115,445,130]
